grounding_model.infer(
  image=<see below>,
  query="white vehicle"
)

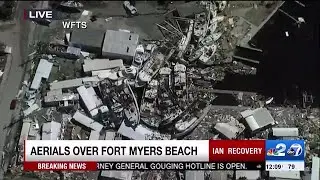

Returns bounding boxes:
[123,1,137,15]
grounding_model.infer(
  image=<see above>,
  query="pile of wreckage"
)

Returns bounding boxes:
[16,2,231,162]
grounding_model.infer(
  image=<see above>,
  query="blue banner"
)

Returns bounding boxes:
[265,140,304,161]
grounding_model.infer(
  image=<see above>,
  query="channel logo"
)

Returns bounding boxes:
[267,143,286,156]
[266,140,305,161]
[287,143,303,156]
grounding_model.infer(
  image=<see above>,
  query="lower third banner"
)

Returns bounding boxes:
[24,162,265,171]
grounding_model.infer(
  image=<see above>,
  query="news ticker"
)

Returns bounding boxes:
[24,162,265,171]
[24,140,305,171]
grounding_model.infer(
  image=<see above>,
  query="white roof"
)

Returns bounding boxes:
[72,111,103,131]
[87,87,102,105]
[105,131,116,140]
[272,128,299,137]
[311,156,320,180]
[89,130,101,140]
[30,59,53,90]
[77,86,102,112]
[185,171,204,180]
[82,76,100,82]
[42,121,61,140]
[236,170,260,180]
[269,171,300,179]
[100,171,133,180]
[83,59,123,72]
[117,121,154,140]
[102,43,136,58]
[104,30,139,45]
[92,69,113,79]
[19,119,32,144]
[50,78,83,90]
[50,76,101,90]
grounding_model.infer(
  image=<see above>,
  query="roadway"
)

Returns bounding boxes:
[0,1,35,179]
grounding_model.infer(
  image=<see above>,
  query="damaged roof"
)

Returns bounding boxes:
[241,108,275,131]
[117,121,154,140]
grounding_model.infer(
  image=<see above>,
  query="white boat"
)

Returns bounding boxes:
[132,45,144,68]
[175,117,198,132]
[188,48,204,62]
[208,21,217,33]
[211,16,225,23]
[211,32,222,41]
[174,101,211,132]
[200,32,222,46]
[140,80,162,128]
[199,44,217,63]
[194,13,208,38]
[123,80,140,124]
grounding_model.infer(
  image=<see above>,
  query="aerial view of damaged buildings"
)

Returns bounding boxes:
[12,1,319,178]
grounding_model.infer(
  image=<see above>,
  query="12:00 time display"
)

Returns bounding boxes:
[266,164,283,170]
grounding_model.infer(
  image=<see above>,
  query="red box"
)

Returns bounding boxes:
[24,162,97,171]
[209,140,265,162]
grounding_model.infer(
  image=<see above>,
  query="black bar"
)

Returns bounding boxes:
[96,162,265,171]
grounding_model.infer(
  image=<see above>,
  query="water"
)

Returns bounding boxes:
[223,1,320,105]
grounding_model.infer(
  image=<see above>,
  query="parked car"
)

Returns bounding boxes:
[10,99,17,110]
[123,1,137,15]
